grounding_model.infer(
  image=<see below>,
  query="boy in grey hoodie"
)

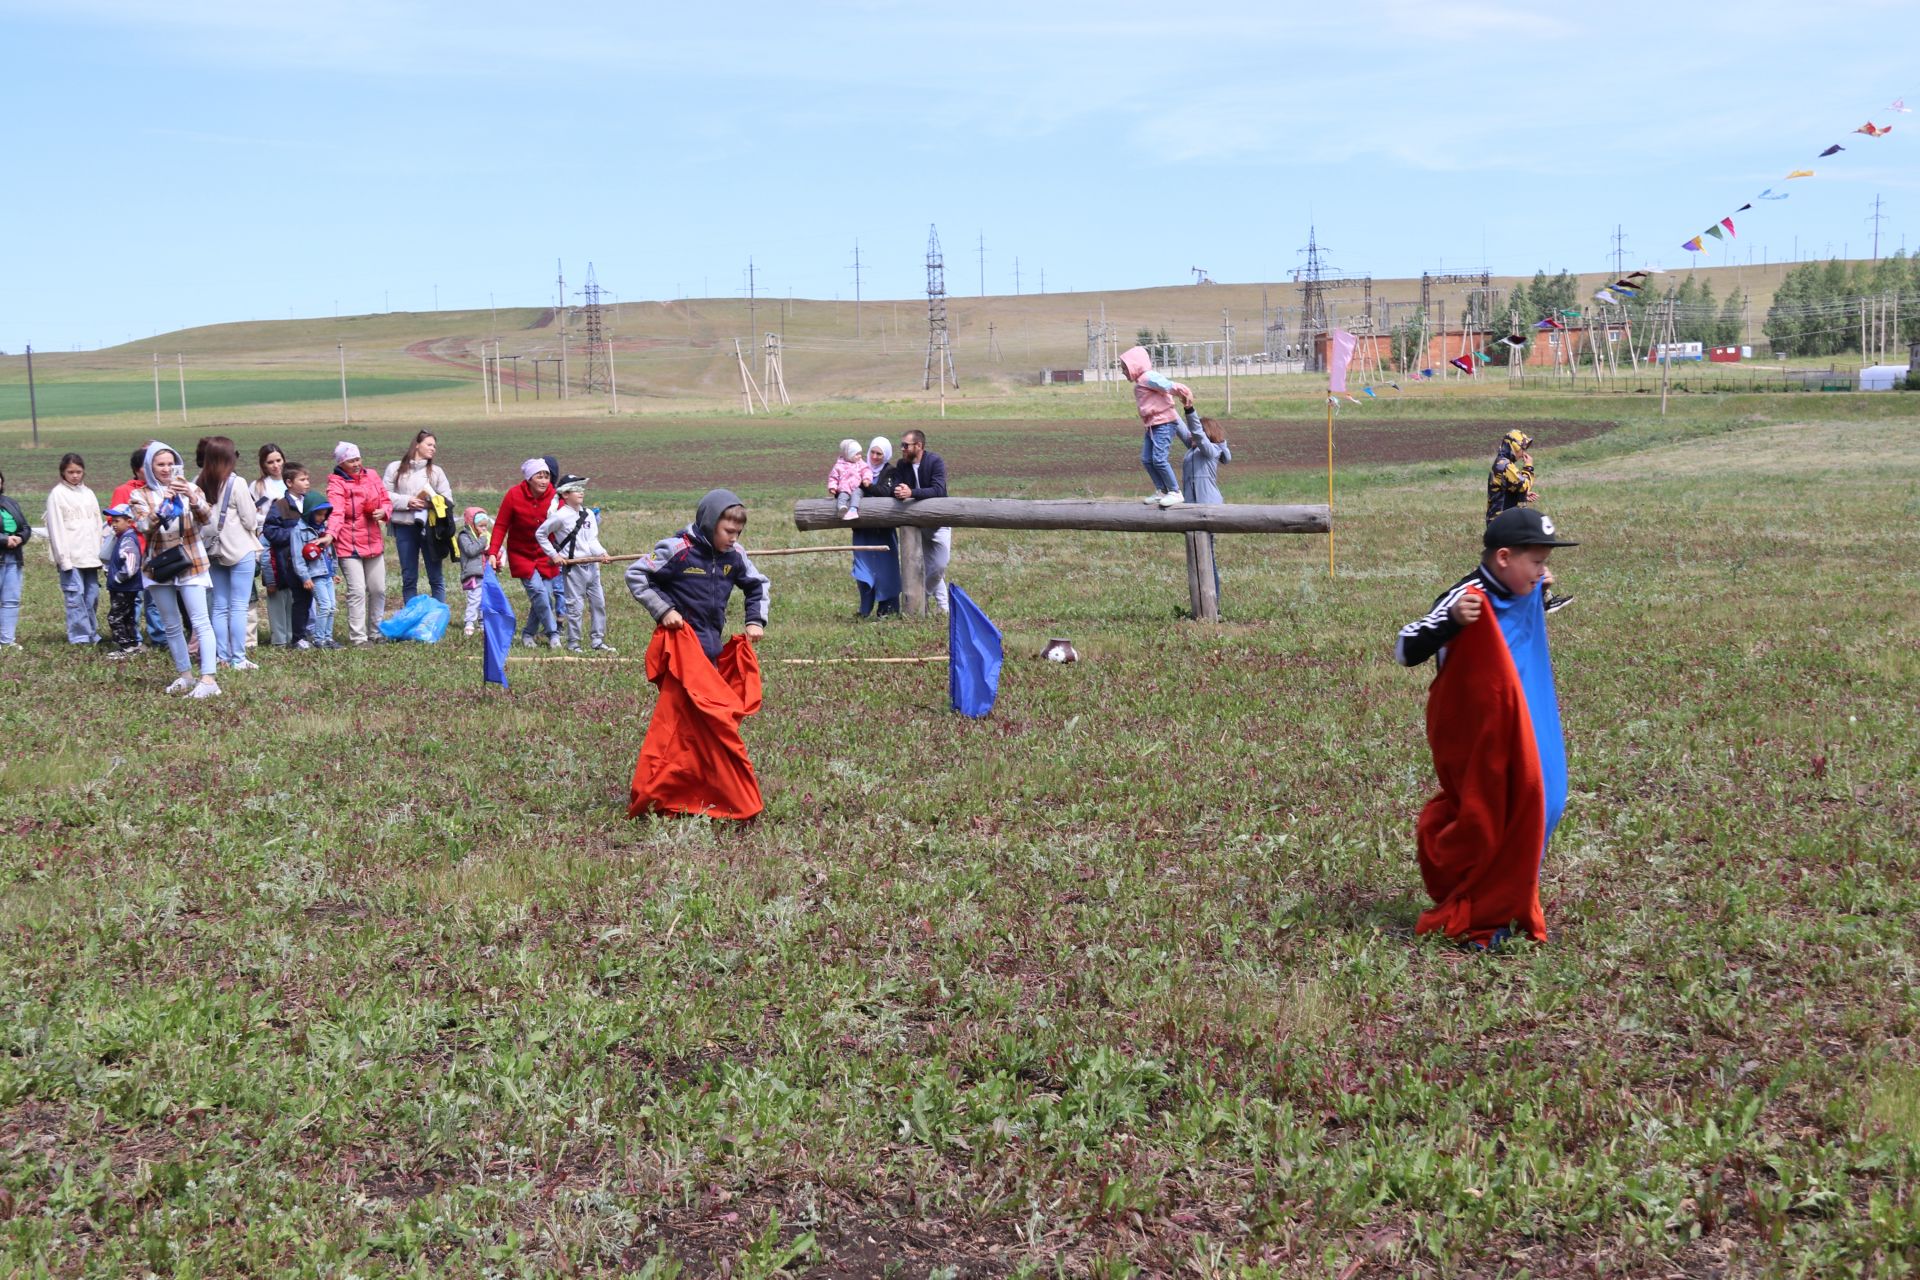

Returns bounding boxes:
[624,489,769,659]
[536,479,615,654]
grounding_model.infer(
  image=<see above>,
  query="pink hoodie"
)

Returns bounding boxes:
[1120,345,1191,428]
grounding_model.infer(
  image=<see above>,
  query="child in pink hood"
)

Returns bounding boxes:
[1120,345,1194,508]
[826,438,873,522]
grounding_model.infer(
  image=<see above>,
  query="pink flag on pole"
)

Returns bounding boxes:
[1328,328,1358,394]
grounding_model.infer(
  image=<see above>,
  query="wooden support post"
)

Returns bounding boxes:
[1184,531,1219,622]
[897,527,927,617]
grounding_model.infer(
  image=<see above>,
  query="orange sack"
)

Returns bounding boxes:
[628,627,764,821]
[1414,592,1549,945]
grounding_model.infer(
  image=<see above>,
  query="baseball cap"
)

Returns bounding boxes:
[102,504,134,519]
[1484,507,1579,550]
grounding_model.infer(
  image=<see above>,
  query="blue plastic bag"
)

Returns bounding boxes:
[378,595,452,643]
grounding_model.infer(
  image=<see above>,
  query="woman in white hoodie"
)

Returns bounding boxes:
[195,436,262,670]
[43,452,103,646]
[383,430,455,604]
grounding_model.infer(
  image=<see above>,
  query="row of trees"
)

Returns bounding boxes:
[1763,254,1917,357]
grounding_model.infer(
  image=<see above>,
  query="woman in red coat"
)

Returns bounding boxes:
[325,441,393,645]
[487,458,562,648]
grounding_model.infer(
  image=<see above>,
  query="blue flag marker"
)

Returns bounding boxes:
[480,565,517,689]
[947,584,1003,718]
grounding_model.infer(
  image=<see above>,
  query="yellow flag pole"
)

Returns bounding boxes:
[1326,395,1335,577]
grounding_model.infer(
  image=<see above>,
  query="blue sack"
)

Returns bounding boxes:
[378,595,452,644]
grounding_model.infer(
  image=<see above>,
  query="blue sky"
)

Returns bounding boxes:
[1,0,1913,352]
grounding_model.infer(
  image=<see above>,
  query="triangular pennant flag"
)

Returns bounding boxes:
[1818,144,1843,157]
[947,584,1003,717]
[1471,351,1489,365]
[1449,355,1474,373]
[1362,385,1377,398]
[1534,318,1564,330]
[1720,217,1736,236]
[1735,203,1752,213]
[1611,280,1642,294]
[1626,270,1650,279]
[1855,122,1892,137]
[1683,237,1704,252]
[1786,170,1814,180]
[1558,309,1582,320]
[1419,368,1435,379]
[1890,98,1911,114]
[1704,224,1725,241]
[1345,395,1362,406]
[480,565,516,689]
[1501,333,1528,348]
[1594,289,1619,305]
[1757,188,1789,199]
[1389,381,1402,391]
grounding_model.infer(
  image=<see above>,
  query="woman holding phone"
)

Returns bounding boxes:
[128,441,221,697]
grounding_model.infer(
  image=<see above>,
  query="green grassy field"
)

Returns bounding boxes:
[0,396,1915,1277]
[0,376,466,423]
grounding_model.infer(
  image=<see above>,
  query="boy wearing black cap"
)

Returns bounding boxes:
[1395,507,1579,948]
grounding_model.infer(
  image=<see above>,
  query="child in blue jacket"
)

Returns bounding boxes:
[292,494,340,649]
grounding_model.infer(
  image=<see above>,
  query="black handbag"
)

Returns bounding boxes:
[146,544,190,582]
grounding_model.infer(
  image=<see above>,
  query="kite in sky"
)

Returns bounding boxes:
[1786,169,1815,179]
[1890,98,1911,113]
[1855,122,1893,137]
[1819,144,1844,157]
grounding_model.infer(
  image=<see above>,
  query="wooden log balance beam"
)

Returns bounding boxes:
[792,498,1331,622]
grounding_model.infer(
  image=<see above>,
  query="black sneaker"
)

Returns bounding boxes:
[1544,593,1575,615]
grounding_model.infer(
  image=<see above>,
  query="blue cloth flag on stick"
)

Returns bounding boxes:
[947,584,1003,718]
[480,565,517,689]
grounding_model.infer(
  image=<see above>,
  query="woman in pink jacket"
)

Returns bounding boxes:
[325,441,393,645]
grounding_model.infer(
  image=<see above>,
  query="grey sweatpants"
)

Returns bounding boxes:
[562,563,607,647]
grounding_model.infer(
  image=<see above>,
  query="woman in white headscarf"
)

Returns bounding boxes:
[850,436,902,618]
[127,441,222,697]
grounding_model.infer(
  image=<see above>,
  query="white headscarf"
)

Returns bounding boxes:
[867,436,893,470]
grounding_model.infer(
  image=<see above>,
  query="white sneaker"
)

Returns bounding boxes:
[464,624,476,637]
[841,508,859,521]
[521,636,536,648]
[592,642,618,655]
[188,680,222,699]
[548,634,564,650]
[1157,491,1186,508]
[231,658,260,671]
[165,675,196,695]
[1141,492,1166,505]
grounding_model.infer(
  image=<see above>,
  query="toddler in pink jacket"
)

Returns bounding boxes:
[827,439,874,522]
[1121,345,1194,508]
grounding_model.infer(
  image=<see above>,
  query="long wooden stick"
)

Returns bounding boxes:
[776,655,948,665]
[595,545,888,564]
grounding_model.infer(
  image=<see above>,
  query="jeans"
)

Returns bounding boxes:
[308,577,337,641]
[143,593,165,645]
[520,574,559,640]
[58,567,101,644]
[1140,422,1179,495]
[339,554,386,644]
[208,554,256,664]
[0,559,20,644]
[391,520,446,603]
[150,582,217,677]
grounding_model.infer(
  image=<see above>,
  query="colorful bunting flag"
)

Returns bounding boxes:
[1757,188,1789,200]
[1818,144,1844,157]
[1786,170,1814,179]
[1345,395,1362,406]
[1890,98,1911,114]
[1419,368,1435,379]
[1855,122,1892,137]
[1362,385,1376,398]
[1449,355,1474,374]
[1704,224,1725,241]
[1327,327,1358,394]
[1683,237,1704,252]
[1594,289,1619,305]
[1735,203,1752,213]
[1534,318,1564,330]
[1721,217,1736,236]
[1626,270,1651,279]
[1558,310,1582,320]
[1501,333,1528,348]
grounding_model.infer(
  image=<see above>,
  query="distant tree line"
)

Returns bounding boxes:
[1763,254,1917,358]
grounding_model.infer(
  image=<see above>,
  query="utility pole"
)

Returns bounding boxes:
[1222,308,1233,414]
[177,355,187,423]
[977,230,986,297]
[745,257,758,349]
[1039,267,1045,295]
[1013,257,1021,296]
[24,344,38,446]
[556,259,565,309]
[1868,194,1887,261]
[152,354,161,427]
[337,343,350,424]
[849,240,863,338]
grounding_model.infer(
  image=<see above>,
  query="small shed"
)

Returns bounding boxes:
[1859,364,1910,391]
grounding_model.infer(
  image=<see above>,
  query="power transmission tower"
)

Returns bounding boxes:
[1013,257,1021,296]
[923,224,958,389]
[1611,225,1629,277]
[987,321,1002,363]
[580,263,608,393]
[1868,194,1887,260]
[556,259,565,309]
[977,231,987,297]
[849,240,863,338]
